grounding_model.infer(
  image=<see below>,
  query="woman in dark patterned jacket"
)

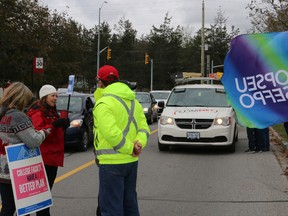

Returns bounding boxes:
[0,82,49,216]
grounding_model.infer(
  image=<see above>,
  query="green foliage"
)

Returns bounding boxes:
[206,8,240,71]
[273,124,288,141]
[0,0,50,86]
[146,13,183,89]
[0,0,241,92]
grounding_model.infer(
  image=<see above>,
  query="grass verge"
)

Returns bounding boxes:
[272,123,287,141]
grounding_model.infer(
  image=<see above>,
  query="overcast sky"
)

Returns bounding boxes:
[39,0,252,37]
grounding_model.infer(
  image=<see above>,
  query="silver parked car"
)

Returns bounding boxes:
[135,92,158,125]
[150,90,171,118]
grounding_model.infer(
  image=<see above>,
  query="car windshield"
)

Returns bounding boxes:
[151,92,170,100]
[56,96,83,113]
[136,93,151,103]
[166,88,230,107]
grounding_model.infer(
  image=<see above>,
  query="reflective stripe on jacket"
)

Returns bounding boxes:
[93,82,150,165]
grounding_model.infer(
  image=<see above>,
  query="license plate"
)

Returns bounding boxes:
[187,132,200,140]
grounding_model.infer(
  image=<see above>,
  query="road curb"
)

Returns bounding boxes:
[269,127,288,154]
[269,127,288,176]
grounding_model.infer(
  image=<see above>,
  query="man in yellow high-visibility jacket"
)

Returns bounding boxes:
[93,65,150,216]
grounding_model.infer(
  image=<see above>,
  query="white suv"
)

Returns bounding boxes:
[158,83,238,152]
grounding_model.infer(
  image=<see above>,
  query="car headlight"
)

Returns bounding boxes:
[160,116,175,125]
[214,117,231,126]
[143,107,149,113]
[69,119,83,128]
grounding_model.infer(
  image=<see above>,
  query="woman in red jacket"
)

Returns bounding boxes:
[27,84,70,216]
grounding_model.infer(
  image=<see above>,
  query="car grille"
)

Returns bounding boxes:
[162,135,227,143]
[175,118,213,129]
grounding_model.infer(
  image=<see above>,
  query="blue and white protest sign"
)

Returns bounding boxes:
[5,143,52,216]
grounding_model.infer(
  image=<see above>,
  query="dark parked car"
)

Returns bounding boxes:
[56,93,95,151]
[135,92,158,125]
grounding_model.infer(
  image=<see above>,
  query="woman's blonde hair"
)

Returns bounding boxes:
[0,82,33,111]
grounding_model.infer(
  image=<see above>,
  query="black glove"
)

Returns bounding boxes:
[52,118,70,129]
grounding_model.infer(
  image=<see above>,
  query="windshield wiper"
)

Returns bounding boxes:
[166,104,185,107]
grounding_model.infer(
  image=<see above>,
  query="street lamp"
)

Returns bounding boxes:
[201,0,205,79]
[97,1,107,76]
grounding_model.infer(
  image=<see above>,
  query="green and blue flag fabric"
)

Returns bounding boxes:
[222,32,288,128]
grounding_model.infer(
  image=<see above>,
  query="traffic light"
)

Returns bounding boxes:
[145,52,149,64]
[107,48,111,60]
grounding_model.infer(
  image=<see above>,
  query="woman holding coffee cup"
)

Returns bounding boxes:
[27,84,70,216]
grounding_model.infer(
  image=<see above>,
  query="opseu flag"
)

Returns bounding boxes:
[222,32,288,129]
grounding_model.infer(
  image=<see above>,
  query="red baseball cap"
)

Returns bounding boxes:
[96,65,119,81]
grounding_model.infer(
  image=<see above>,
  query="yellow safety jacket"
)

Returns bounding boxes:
[93,82,150,165]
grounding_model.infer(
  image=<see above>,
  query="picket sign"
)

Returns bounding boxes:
[5,143,52,216]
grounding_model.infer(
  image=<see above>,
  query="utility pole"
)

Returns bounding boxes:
[201,0,205,80]
[97,1,107,76]
[206,54,210,77]
[150,59,154,91]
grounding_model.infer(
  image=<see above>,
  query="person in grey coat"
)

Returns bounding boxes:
[0,82,50,216]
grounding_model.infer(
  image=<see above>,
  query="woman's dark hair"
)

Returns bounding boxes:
[29,96,58,117]
[39,96,58,116]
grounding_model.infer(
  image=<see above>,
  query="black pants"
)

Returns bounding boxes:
[0,182,15,216]
[0,183,31,216]
[36,165,58,216]
[96,194,101,216]
[284,122,288,135]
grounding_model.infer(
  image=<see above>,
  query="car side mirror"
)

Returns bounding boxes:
[87,108,93,114]
[158,101,165,108]
[83,108,93,115]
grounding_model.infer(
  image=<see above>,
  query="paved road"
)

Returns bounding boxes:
[5,123,288,216]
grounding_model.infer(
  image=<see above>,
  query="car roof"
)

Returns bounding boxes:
[173,84,224,89]
[174,77,219,85]
[150,90,171,92]
[58,93,92,97]
[136,92,150,94]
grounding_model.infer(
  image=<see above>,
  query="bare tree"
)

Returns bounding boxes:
[247,0,288,32]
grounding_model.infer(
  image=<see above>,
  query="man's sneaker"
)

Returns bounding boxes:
[261,149,270,152]
[245,149,256,153]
